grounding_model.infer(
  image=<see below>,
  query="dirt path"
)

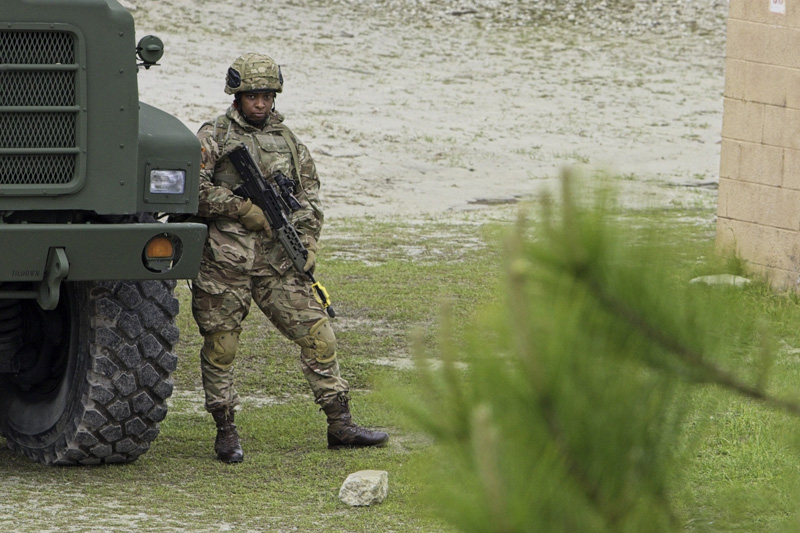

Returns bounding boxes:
[128,0,727,220]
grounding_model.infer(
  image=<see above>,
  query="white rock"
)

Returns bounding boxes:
[338,470,388,507]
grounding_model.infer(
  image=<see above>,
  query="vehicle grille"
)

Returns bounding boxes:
[0,30,81,190]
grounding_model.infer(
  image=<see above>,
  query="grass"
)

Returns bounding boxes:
[672,279,800,531]
[4,204,800,531]
[596,207,800,531]
[0,213,502,532]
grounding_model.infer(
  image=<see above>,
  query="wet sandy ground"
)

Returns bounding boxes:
[129,0,727,220]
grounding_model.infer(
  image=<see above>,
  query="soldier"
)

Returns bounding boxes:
[192,52,389,463]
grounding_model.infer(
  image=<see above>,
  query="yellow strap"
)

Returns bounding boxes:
[312,281,332,309]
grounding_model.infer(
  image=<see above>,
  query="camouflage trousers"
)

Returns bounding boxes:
[191,262,348,412]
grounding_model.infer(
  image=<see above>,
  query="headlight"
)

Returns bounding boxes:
[149,169,186,194]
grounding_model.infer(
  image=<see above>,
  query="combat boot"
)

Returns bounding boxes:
[321,393,389,449]
[210,408,244,463]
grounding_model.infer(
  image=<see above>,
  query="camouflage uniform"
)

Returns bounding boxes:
[192,99,348,413]
[192,54,387,462]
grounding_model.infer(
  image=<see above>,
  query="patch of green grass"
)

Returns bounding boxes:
[0,214,501,532]
[382,198,800,531]
[7,205,800,531]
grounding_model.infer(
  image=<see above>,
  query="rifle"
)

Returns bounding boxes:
[228,145,335,318]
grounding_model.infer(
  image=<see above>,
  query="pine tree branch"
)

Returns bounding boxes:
[538,392,680,530]
[580,269,800,416]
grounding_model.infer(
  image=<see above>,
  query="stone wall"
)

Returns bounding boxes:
[717,0,800,288]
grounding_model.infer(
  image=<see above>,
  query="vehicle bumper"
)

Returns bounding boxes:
[0,222,207,282]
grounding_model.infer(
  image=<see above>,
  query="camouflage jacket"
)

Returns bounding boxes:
[196,106,323,276]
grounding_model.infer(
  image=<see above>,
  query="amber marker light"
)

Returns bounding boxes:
[143,234,177,274]
[145,235,174,259]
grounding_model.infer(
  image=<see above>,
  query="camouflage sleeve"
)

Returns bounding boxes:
[290,138,324,248]
[197,124,246,219]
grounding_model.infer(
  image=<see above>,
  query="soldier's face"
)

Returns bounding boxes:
[240,92,274,123]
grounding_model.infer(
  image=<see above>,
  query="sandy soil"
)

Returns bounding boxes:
[126,0,727,221]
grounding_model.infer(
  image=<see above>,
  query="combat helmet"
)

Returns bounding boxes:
[225,53,283,95]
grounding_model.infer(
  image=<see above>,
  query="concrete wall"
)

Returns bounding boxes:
[717,0,800,288]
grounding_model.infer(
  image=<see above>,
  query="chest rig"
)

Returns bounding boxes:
[210,114,303,195]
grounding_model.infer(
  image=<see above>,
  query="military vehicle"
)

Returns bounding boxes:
[0,0,207,465]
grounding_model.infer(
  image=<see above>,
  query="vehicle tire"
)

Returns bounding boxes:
[0,279,180,465]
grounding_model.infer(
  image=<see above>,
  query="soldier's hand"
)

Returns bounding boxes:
[303,249,316,273]
[237,199,273,237]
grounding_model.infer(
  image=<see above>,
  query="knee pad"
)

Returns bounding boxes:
[297,318,337,364]
[201,329,241,370]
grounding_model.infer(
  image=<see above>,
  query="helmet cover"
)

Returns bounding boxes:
[225,53,283,95]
